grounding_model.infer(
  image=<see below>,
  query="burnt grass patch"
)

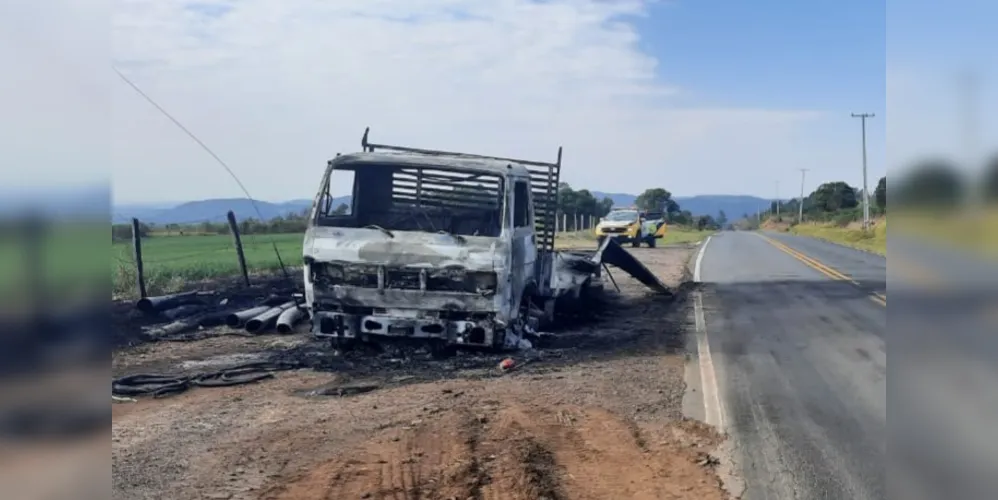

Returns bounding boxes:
[257,278,701,388]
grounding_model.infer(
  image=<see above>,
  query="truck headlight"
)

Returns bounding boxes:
[315,263,344,281]
[470,271,498,291]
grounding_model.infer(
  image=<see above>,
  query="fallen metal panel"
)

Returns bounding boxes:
[592,238,672,295]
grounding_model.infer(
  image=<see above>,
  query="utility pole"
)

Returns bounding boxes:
[775,181,780,218]
[961,70,981,208]
[797,168,809,223]
[851,113,874,229]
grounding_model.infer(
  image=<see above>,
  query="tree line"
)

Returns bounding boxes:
[558,184,720,230]
[740,153,998,228]
[737,175,888,229]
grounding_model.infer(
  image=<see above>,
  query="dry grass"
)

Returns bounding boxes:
[789,217,887,255]
[890,208,998,259]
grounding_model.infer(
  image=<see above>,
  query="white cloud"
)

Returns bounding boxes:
[106,0,830,203]
[0,0,110,190]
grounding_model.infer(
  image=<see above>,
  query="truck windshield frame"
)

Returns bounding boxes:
[314,163,507,238]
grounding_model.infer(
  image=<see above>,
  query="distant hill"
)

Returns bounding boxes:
[589,191,637,207]
[113,193,777,224]
[112,197,348,225]
[673,195,778,219]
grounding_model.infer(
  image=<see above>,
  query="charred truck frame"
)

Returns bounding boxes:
[302,128,669,352]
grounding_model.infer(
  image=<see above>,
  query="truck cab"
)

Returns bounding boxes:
[301,129,566,351]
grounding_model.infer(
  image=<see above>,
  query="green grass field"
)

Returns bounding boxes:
[112,226,713,298]
[112,232,304,297]
[1,223,107,305]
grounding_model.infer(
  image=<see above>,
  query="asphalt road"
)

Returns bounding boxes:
[696,230,887,499]
[882,235,998,500]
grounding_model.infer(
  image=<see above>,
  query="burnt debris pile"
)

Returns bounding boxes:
[128,286,307,344]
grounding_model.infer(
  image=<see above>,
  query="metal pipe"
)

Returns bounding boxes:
[225,306,271,328]
[262,294,293,307]
[160,304,205,321]
[276,306,306,334]
[136,291,201,314]
[245,302,295,333]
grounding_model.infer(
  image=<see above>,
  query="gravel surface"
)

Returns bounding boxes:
[112,244,730,500]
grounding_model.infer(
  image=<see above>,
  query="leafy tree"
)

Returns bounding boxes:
[716,210,728,227]
[598,196,614,215]
[671,210,693,226]
[332,202,349,215]
[808,181,859,213]
[635,188,674,212]
[983,155,998,203]
[695,214,718,231]
[893,159,964,208]
[555,183,614,229]
[874,176,887,210]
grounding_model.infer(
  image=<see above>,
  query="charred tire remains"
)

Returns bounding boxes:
[112,361,303,398]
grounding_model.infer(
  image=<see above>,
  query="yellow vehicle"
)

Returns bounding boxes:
[594,207,667,247]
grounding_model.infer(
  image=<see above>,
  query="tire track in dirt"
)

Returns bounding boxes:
[267,398,724,500]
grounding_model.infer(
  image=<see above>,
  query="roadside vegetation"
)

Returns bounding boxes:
[737,156,998,259]
[112,185,718,298]
[790,218,887,255]
[736,177,888,255]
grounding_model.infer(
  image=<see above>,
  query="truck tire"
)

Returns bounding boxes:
[631,233,641,248]
[647,236,656,248]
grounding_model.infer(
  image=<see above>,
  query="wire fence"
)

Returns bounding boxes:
[113,210,613,299]
[112,212,303,299]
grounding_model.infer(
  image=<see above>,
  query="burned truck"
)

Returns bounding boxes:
[302,128,668,352]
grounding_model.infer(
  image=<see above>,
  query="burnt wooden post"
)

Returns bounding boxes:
[226,210,250,286]
[131,218,147,298]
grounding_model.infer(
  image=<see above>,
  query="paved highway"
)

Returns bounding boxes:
[881,234,998,500]
[694,230,887,499]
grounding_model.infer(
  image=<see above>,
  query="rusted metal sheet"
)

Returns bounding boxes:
[593,238,672,295]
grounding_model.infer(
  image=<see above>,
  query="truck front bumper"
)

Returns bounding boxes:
[312,311,500,347]
[597,233,641,244]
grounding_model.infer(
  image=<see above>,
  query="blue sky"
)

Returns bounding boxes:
[101,0,901,204]
[634,0,885,112]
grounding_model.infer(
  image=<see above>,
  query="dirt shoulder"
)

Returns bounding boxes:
[112,244,730,500]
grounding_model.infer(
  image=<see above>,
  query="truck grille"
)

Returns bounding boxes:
[603,226,627,234]
[315,263,495,293]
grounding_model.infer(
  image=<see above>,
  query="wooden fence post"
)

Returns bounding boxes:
[131,218,147,298]
[226,210,250,287]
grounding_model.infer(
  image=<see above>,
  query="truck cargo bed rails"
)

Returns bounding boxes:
[361,127,562,251]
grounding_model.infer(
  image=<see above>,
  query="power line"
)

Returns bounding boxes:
[851,113,874,229]
[113,67,267,222]
[112,66,294,285]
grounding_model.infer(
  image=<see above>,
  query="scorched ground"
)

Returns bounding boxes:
[111,244,730,500]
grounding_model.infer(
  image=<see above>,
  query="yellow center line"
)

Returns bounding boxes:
[757,234,886,307]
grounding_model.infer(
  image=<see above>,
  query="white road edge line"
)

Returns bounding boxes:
[694,235,711,281]
[693,236,725,430]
